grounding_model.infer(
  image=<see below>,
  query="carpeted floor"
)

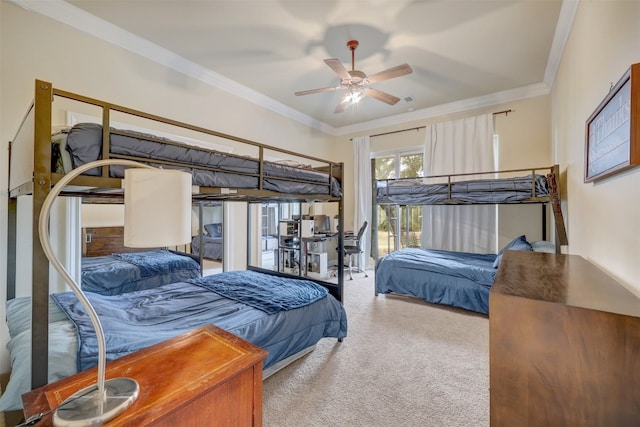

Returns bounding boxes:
[263,273,490,427]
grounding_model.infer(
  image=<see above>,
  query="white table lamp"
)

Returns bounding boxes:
[38,159,192,426]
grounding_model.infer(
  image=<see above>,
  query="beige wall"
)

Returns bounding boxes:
[81,205,125,228]
[0,2,338,371]
[551,1,640,296]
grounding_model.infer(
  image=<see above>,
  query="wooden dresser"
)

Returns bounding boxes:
[22,324,268,426]
[490,251,640,427]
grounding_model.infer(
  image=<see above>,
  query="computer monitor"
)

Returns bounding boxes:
[312,215,331,233]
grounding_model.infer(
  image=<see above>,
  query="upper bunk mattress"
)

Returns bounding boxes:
[375,174,550,205]
[56,123,341,197]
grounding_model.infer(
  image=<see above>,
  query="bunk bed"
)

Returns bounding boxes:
[5,80,346,407]
[373,166,568,314]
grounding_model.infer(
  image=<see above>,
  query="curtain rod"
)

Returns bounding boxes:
[361,108,514,140]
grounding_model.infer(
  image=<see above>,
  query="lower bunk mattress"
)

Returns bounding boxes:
[375,247,497,315]
[0,270,347,411]
[81,249,201,295]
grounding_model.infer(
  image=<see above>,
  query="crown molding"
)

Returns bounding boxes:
[9,0,337,135]
[544,0,581,88]
[10,0,576,138]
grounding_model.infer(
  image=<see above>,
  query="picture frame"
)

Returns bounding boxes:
[584,63,640,182]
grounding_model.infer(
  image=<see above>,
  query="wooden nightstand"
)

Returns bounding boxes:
[22,324,268,426]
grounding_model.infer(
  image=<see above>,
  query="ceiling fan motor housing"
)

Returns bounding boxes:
[345,70,366,84]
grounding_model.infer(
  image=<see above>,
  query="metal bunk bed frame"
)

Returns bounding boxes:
[6,80,345,390]
[371,164,568,259]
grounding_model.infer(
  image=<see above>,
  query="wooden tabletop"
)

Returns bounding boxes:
[492,251,640,317]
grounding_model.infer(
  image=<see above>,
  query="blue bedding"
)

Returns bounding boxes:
[375,248,497,314]
[376,174,550,205]
[189,271,327,314]
[81,249,201,295]
[62,123,342,197]
[52,271,347,372]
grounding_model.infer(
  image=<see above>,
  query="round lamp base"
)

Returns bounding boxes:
[53,377,139,427]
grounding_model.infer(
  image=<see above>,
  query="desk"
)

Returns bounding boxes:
[302,234,338,279]
[22,325,268,426]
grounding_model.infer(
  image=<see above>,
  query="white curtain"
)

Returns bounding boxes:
[352,136,372,269]
[422,114,496,253]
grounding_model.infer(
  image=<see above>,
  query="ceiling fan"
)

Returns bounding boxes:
[295,40,413,113]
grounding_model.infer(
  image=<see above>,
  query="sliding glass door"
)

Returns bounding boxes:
[373,150,423,256]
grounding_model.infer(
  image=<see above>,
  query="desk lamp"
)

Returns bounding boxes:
[38,159,192,426]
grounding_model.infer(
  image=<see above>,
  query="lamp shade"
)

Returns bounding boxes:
[124,168,192,248]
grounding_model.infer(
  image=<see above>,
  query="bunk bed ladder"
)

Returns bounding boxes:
[551,194,568,246]
[548,165,569,247]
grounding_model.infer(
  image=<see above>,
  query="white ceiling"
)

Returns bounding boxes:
[16,0,576,135]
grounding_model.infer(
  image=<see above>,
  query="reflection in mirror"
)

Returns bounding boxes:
[192,202,223,276]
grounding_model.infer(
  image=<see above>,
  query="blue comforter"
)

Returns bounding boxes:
[110,250,198,278]
[52,271,347,371]
[375,248,497,314]
[189,270,327,314]
[81,250,200,295]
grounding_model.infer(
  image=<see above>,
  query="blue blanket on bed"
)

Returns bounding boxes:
[51,271,332,371]
[188,271,327,314]
[111,250,198,277]
[375,248,497,314]
[377,248,497,288]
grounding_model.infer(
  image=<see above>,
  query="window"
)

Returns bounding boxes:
[373,149,424,256]
[373,152,424,180]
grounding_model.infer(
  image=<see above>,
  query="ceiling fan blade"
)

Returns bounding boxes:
[295,86,342,96]
[364,87,401,105]
[367,63,413,83]
[324,59,352,80]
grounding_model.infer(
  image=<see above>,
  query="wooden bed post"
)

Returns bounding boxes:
[6,134,17,301]
[549,164,569,250]
[6,195,17,301]
[31,80,54,389]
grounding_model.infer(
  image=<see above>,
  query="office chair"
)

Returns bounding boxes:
[344,221,369,280]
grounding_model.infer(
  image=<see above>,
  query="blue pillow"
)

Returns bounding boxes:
[493,235,533,268]
[204,223,223,237]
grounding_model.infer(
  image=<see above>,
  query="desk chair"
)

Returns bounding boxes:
[344,221,368,280]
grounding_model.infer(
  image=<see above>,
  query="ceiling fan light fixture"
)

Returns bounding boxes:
[295,39,413,113]
[347,87,364,104]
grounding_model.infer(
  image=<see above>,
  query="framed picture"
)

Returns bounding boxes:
[585,63,640,182]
